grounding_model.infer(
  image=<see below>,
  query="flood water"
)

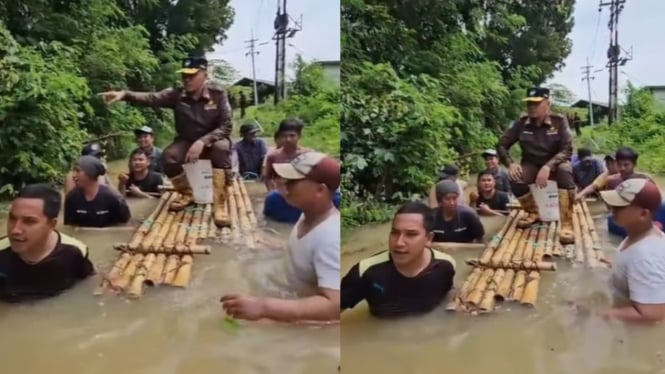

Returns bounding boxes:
[0,160,339,374]
[341,177,665,374]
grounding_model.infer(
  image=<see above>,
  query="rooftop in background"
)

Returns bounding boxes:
[570,99,609,109]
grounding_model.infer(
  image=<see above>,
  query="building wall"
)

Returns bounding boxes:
[322,64,340,85]
[651,88,665,106]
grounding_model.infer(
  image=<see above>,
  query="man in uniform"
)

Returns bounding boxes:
[496,87,575,244]
[98,55,233,227]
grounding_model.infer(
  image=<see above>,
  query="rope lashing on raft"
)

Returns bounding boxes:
[446,200,604,314]
[98,178,259,298]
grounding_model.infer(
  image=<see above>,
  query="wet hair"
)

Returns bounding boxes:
[615,147,638,163]
[393,201,435,233]
[16,184,61,219]
[277,117,304,135]
[577,147,592,159]
[130,148,151,160]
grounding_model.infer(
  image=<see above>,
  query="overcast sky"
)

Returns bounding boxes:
[209,0,340,82]
[547,0,665,103]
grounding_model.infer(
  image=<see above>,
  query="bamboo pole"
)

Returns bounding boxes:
[520,271,541,307]
[146,253,167,285]
[552,223,563,257]
[581,200,600,245]
[500,227,528,264]
[150,212,176,252]
[171,255,193,287]
[532,224,549,262]
[94,252,132,295]
[494,269,515,303]
[491,227,523,266]
[572,205,585,262]
[207,212,217,238]
[465,259,557,271]
[112,244,210,255]
[508,270,527,301]
[228,184,240,240]
[200,204,212,240]
[478,269,505,313]
[127,253,156,298]
[577,203,599,267]
[234,182,251,233]
[161,255,180,285]
[128,193,171,250]
[465,268,495,307]
[446,267,483,312]
[162,210,184,251]
[238,178,257,226]
[174,209,194,252]
[140,199,173,251]
[543,221,557,258]
[479,210,520,264]
[185,206,204,248]
[114,253,144,290]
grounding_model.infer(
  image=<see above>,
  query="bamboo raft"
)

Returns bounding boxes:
[448,200,604,314]
[97,179,258,298]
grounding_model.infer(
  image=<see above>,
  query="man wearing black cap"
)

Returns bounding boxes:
[497,87,575,245]
[64,143,111,196]
[131,126,163,174]
[572,148,605,190]
[64,156,131,228]
[98,55,234,227]
[234,121,268,178]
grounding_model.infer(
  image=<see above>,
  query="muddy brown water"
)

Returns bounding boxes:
[0,160,338,374]
[341,179,665,374]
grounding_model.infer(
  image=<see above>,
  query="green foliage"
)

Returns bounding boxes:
[243,60,340,157]
[0,24,89,189]
[577,85,665,173]
[0,0,234,196]
[341,0,575,227]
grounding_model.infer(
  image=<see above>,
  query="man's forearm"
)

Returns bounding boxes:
[260,294,340,322]
[199,128,230,146]
[603,306,661,324]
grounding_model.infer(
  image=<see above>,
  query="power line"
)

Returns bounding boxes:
[588,5,603,63]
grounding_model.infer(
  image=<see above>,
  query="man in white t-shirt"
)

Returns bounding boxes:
[589,178,665,324]
[221,152,340,322]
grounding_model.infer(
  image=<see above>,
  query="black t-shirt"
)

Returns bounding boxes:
[474,190,510,212]
[432,205,485,243]
[126,171,163,194]
[64,185,131,227]
[0,232,95,302]
[341,249,456,318]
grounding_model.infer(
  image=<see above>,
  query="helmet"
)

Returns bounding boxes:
[81,143,105,158]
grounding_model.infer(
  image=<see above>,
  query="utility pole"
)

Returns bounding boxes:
[244,30,260,106]
[599,0,629,125]
[272,0,302,104]
[581,58,604,127]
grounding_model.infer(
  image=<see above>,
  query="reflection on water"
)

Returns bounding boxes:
[0,165,338,374]
[341,203,665,374]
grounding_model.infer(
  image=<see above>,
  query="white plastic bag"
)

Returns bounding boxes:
[529,180,560,222]
[183,160,214,204]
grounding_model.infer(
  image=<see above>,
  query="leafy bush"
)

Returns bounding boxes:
[242,60,340,157]
[577,85,665,173]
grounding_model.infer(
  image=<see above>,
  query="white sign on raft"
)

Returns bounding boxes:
[529,180,560,222]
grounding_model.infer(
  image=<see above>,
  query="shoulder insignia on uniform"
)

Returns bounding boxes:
[207,82,226,92]
[359,250,391,277]
[0,236,9,251]
[60,233,88,257]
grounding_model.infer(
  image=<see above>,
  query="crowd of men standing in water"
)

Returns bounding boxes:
[342,87,665,325]
[0,55,341,325]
